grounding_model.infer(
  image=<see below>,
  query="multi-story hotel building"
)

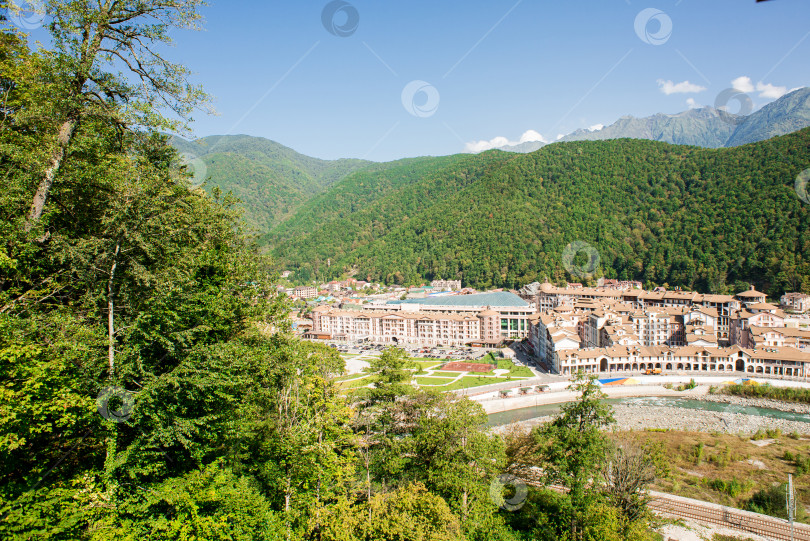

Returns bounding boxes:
[308,291,533,346]
[554,345,810,377]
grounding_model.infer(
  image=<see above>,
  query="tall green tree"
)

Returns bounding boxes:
[21,0,210,231]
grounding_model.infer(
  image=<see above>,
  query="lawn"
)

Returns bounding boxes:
[478,358,534,377]
[334,373,367,382]
[411,360,444,370]
[415,377,456,386]
[443,376,516,391]
[427,371,462,377]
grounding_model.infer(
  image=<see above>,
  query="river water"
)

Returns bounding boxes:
[486,396,810,426]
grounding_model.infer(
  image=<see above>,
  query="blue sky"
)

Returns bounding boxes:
[20,0,810,161]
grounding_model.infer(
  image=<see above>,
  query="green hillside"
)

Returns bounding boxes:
[170,135,372,230]
[270,129,810,295]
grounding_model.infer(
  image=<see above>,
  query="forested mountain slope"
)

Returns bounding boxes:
[171,135,372,230]
[270,129,810,295]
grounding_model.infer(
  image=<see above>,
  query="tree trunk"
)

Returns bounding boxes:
[24,119,77,231]
[108,241,120,378]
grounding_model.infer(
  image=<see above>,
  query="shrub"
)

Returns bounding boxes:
[694,442,705,465]
[796,455,810,476]
[766,428,781,439]
[707,477,754,497]
[746,483,807,521]
[722,383,810,405]
[751,430,768,441]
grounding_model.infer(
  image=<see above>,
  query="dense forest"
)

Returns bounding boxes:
[269,130,810,295]
[0,2,667,539]
[171,135,372,231]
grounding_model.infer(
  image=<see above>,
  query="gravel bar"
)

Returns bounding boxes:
[494,403,810,435]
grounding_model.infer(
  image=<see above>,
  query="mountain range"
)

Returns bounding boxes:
[497,86,810,152]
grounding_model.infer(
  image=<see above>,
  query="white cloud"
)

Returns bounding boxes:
[657,79,707,95]
[686,97,699,109]
[756,82,787,99]
[519,129,545,143]
[587,124,604,132]
[463,129,548,153]
[556,134,564,140]
[731,76,755,93]
[731,76,790,100]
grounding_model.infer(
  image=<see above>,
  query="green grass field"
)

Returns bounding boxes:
[479,360,534,378]
[415,377,457,386]
[443,376,518,391]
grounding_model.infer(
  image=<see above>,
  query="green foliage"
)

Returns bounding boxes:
[706,477,755,497]
[723,383,810,404]
[752,428,782,440]
[170,135,372,231]
[271,130,810,294]
[312,484,465,541]
[746,483,808,521]
[91,462,287,540]
[364,347,417,403]
[532,372,616,503]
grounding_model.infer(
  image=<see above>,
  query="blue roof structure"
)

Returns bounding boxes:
[389,291,529,308]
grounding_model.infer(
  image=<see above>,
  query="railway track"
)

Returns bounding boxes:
[530,482,809,540]
[648,490,810,541]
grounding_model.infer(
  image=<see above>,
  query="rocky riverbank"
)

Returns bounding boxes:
[699,392,810,414]
[494,403,810,435]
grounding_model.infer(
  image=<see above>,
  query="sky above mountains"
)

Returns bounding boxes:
[21,0,810,161]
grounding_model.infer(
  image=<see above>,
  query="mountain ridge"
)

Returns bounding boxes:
[495,87,810,153]
[170,134,374,231]
[269,129,810,295]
